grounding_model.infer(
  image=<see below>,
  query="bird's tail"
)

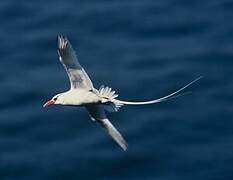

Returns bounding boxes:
[98,85,124,112]
[113,76,203,105]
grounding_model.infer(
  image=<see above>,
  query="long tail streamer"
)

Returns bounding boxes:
[114,76,203,105]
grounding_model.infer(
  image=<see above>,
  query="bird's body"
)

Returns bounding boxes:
[43,36,202,151]
[56,89,100,106]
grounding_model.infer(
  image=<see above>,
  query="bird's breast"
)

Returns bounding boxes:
[64,90,100,106]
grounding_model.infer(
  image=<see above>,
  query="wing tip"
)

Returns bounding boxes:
[58,35,68,50]
[101,118,128,152]
[115,136,128,151]
[122,142,128,151]
[194,75,204,83]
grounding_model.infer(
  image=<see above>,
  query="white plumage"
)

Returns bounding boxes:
[43,36,202,151]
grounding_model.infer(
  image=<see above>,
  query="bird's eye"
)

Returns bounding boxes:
[54,97,58,101]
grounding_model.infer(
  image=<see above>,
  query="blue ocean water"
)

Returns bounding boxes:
[0,0,233,179]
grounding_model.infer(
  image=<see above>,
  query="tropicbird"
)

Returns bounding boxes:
[43,36,202,151]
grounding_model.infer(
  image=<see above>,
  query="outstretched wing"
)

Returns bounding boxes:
[57,35,94,90]
[86,105,128,151]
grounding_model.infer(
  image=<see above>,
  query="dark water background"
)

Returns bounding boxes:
[0,0,233,179]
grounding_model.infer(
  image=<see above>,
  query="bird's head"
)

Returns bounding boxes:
[43,93,62,107]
